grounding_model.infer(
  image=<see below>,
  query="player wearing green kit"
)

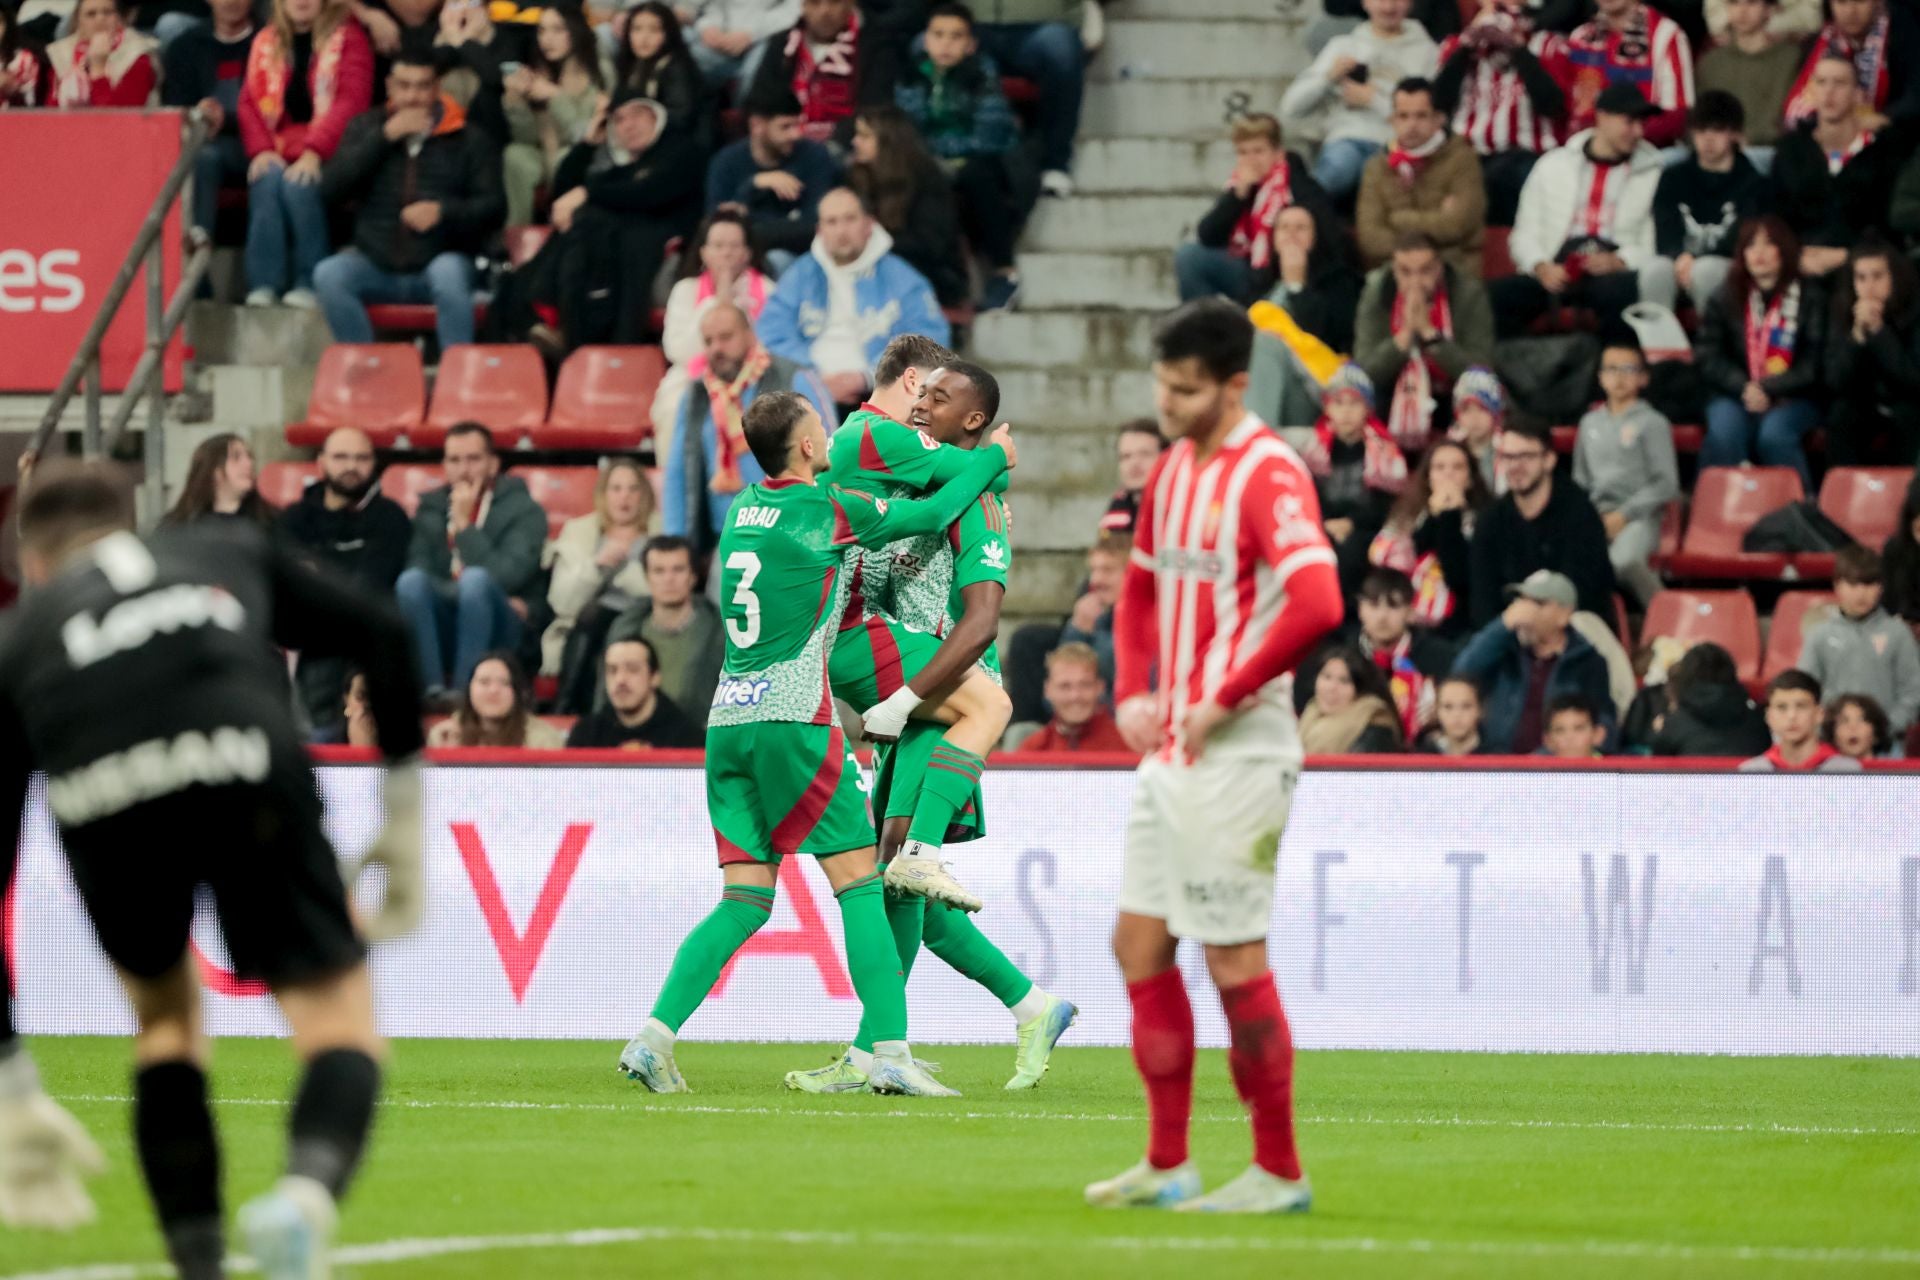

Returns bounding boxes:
[616,392,1018,1097]
[788,362,1078,1095]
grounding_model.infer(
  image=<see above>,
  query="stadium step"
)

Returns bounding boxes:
[1082,77,1296,139]
[969,309,1157,371]
[1092,19,1316,83]
[1071,138,1239,195]
[1016,251,1179,311]
[1025,194,1202,253]
[993,367,1157,427]
[1118,0,1318,19]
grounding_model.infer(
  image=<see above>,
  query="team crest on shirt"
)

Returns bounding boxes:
[1202,500,1224,542]
[892,550,924,578]
[1272,491,1321,549]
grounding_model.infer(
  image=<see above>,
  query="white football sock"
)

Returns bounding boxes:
[847,1046,874,1073]
[1009,986,1050,1024]
[873,1040,911,1061]
[899,840,942,860]
[642,1018,676,1049]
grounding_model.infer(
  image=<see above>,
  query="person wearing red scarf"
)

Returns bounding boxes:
[1355,232,1496,453]
[743,0,899,146]
[1301,363,1410,597]
[1781,0,1920,131]
[1177,112,1328,304]
[1740,670,1865,770]
[1356,78,1487,272]
[47,0,156,107]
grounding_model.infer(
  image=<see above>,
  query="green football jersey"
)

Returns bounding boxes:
[707,445,1009,728]
[888,491,1012,680]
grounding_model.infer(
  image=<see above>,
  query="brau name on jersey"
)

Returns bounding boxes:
[733,506,782,530]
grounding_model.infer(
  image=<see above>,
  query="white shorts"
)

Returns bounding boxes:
[1117,746,1299,946]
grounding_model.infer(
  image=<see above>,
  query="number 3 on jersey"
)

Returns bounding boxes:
[725,550,762,647]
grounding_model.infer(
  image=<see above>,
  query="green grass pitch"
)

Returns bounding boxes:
[4,1038,1917,1279]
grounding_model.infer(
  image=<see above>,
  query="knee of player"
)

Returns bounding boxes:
[1202,941,1270,990]
[959,672,1012,731]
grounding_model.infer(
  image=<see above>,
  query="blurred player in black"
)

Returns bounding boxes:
[0,459,426,1280]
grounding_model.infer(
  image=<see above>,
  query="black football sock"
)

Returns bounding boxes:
[286,1048,381,1201]
[133,1060,225,1280]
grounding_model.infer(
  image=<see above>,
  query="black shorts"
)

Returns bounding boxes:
[61,772,366,986]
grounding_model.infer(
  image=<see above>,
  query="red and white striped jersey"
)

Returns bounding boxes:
[1438,32,1575,155]
[1564,6,1694,133]
[1128,415,1335,755]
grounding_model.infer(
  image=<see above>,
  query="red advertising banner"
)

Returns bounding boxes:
[0,110,186,393]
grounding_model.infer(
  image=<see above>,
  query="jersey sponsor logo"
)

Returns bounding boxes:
[45,726,272,828]
[712,677,774,708]
[0,249,84,314]
[60,583,247,668]
[733,506,782,529]
[1156,546,1227,580]
[979,538,1007,570]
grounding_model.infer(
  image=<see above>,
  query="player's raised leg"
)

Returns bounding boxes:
[876,669,1010,911]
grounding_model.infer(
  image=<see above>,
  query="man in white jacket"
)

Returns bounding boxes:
[1491,82,1678,338]
[1280,0,1439,199]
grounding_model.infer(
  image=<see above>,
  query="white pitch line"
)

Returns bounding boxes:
[56,1094,1920,1139]
[10,1221,1920,1280]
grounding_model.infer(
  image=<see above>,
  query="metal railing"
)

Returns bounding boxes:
[29,107,216,508]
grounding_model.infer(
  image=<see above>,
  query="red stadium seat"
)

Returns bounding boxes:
[425,345,550,449]
[1551,423,1703,455]
[379,463,444,516]
[1818,466,1912,550]
[1762,590,1837,683]
[1482,226,1515,280]
[364,302,490,340]
[1663,467,1804,580]
[513,465,599,541]
[503,224,552,267]
[1641,589,1762,682]
[257,461,320,508]
[540,346,667,450]
[288,344,426,448]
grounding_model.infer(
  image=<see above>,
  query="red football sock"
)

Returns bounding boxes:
[1219,972,1303,1181]
[1127,968,1195,1170]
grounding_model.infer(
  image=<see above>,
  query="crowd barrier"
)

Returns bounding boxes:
[9,756,1918,1055]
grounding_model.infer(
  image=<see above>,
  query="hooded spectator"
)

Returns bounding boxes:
[501,3,609,228]
[49,0,157,106]
[1354,231,1495,454]
[429,650,566,748]
[1298,643,1406,753]
[161,433,275,528]
[846,104,966,306]
[1370,435,1493,637]
[1176,113,1328,306]
[1356,77,1487,272]
[1433,0,1575,223]
[1824,237,1920,466]
[1650,640,1772,755]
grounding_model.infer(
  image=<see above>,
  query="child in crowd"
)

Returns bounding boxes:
[1416,673,1490,754]
[1797,544,1920,735]
[1652,92,1771,310]
[1447,366,1503,493]
[1176,112,1327,304]
[1572,341,1680,605]
[1824,692,1894,761]
[1300,363,1410,597]
[1539,692,1609,758]
[1353,566,1455,741]
[1740,670,1864,771]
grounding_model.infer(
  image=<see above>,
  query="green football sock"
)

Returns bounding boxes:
[852,888,925,1054]
[647,884,775,1033]
[836,873,907,1045]
[906,743,985,847]
[923,901,1034,1009]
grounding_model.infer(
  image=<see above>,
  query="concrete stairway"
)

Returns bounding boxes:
[973,0,1318,620]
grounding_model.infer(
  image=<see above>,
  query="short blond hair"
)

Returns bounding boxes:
[1045,642,1102,678]
[1230,113,1282,147]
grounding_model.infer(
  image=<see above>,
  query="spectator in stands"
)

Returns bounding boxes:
[49,0,157,105]
[1100,418,1165,537]
[608,535,726,726]
[1824,690,1893,759]
[1253,203,1363,353]
[1563,0,1693,147]
[1058,531,1125,691]
[1781,0,1919,132]
[281,426,412,731]
[614,2,703,130]
[239,0,373,309]
[427,0,513,152]
[1653,92,1770,312]
[969,0,1084,198]
[1697,0,1801,155]
[681,0,794,91]
[1799,543,1920,731]
[757,187,951,409]
[1356,78,1486,272]
[706,86,837,270]
[1741,668,1864,769]
[164,0,257,242]
[1540,691,1608,756]
[1775,54,1905,279]
[896,3,1033,311]
[342,670,378,747]
[1824,237,1920,467]
[1705,0,1820,42]
[315,51,505,352]
[1883,477,1920,622]
[1299,363,1410,596]
[1280,0,1439,201]
[1298,643,1406,753]
[545,457,655,707]
[397,424,549,699]
[1370,435,1493,637]
[1447,366,1503,492]
[1353,565,1455,739]
[663,300,835,555]
[1468,419,1616,624]
[0,4,48,107]
[1018,642,1132,754]
[565,636,704,748]
[1433,0,1574,225]
[745,0,893,146]
[1696,215,1828,489]
[1649,640,1770,754]
[1354,230,1495,454]
[1175,113,1327,306]
[161,433,274,527]
[543,88,704,348]
[657,211,774,450]
[500,4,609,228]
[1496,84,1673,339]
[1452,568,1615,752]
[428,650,567,747]
[1415,671,1490,752]
[846,105,966,305]
[1573,340,1679,605]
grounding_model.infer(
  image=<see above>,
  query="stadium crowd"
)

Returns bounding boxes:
[7,0,1920,766]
